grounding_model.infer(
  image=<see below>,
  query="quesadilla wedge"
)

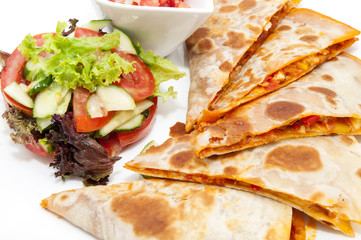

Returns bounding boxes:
[41,178,293,240]
[125,133,361,237]
[185,0,301,132]
[195,53,361,157]
[203,8,360,123]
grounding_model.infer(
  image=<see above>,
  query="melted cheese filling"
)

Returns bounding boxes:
[243,38,357,101]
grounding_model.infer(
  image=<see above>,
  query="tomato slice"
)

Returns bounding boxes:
[74,27,103,37]
[112,50,155,102]
[117,97,157,146]
[72,87,114,132]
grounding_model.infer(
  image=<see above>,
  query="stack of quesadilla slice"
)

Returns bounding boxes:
[195,53,361,157]
[126,132,361,237]
[188,7,360,131]
[125,3,361,238]
[185,0,301,132]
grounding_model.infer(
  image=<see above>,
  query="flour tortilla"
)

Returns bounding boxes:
[185,0,301,132]
[41,178,292,240]
[203,8,359,124]
[126,134,361,237]
[195,53,361,157]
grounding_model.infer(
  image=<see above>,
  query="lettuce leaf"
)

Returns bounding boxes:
[19,22,135,92]
[136,43,186,102]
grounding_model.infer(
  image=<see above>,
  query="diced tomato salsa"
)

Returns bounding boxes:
[108,0,190,8]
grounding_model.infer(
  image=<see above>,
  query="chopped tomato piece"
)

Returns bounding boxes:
[300,115,320,127]
[251,185,261,191]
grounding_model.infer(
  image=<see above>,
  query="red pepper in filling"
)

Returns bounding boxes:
[251,185,261,191]
[299,115,320,127]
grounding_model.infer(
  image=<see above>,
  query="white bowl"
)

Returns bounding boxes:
[94,0,214,56]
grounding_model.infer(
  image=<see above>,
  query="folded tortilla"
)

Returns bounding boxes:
[41,178,293,240]
[195,53,361,157]
[185,0,301,132]
[198,8,360,125]
[126,133,361,236]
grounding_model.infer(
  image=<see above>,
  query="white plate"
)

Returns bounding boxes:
[0,0,360,239]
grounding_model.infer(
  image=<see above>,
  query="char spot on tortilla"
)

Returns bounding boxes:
[356,168,361,178]
[198,38,214,51]
[111,194,177,240]
[191,27,210,39]
[310,191,325,202]
[340,135,355,146]
[277,25,292,31]
[299,35,319,43]
[265,228,278,240]
[218,117,253,136]
[321,74,334,81]
[219,60,233,72]
[60,194,69,201]
[220,5,238,13]
[169,122,186,138]
[223,166,239,175]
[308,86,337,105]
[198,190,216,207]
[170,150,195,169]
[238,0,257,11]
[145,138,173,154]
[246,24,262,34]
[223,31,248,49]
[265,145,323,172]
[265,101,305,121]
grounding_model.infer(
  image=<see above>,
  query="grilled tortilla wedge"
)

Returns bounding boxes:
[195,53,361,157]
[41,178,293,240]
[126,133,361,237]
[185,0,301,132]
[197,8,360,127]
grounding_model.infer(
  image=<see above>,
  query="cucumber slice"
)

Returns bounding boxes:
[3,82,34,108]
[24,60,46,81]
[86,93,107,118]
[140,140,156,153]
[99,99,154,137]
[113,27,137,55]
[96,85,136,111]
[36,117,52,131]
[39,138,55,154]
[33,84,69,118]
[27,74,53,95]
[115,114,144,132]
[82,19,112,31]
[35,90,72,130]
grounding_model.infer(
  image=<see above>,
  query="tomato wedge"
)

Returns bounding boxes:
[112,50,155,102]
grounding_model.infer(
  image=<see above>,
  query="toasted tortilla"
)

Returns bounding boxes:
[195,53,361,157]
[126,134,361,237]
[185,0,301,132]
[200,8,360,125]
[41,178,293,240]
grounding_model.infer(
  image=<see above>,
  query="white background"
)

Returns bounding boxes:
[0,0,360,239]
